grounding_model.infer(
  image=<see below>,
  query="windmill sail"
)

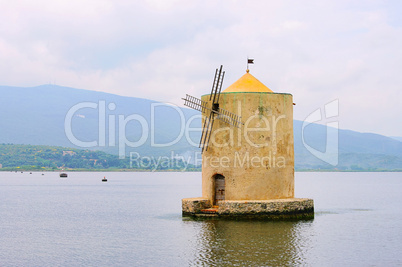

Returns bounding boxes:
[199,111,215,152]
[215,107,242,128]
[182,94,208,113]
[210,65,225,104]
[182,65,243,153]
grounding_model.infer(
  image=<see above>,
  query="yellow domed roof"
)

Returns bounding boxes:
[222,70,273,93]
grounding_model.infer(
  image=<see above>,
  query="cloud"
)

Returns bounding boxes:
[0,0,401,136]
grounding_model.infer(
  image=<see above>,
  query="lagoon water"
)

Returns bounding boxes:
[0,171,401,266]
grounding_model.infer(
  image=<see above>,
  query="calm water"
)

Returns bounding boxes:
[0,171,401,266]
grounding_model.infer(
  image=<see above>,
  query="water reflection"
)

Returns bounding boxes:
[184,219,313,266]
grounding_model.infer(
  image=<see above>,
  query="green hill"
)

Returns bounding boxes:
[0,144,198,171]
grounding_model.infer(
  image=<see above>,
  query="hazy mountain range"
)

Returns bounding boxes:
[0,85,401,171]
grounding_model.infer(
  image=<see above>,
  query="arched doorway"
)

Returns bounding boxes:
[213,174,225,205]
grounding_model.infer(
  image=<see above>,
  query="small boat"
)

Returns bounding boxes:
[102,176,107,182]
[60,173,68,178]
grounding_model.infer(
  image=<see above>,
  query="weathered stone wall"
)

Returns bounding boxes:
[182,198,314,220]
[201,92,294,203]
[182,198,211,215]
[218,198,314,216]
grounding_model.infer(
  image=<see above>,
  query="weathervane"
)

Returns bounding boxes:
[247,58,254,72]
[182,65,243,153]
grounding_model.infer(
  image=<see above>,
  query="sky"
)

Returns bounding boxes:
[1,0,401,137]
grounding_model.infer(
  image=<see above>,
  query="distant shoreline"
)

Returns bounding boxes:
[1,169,401,173]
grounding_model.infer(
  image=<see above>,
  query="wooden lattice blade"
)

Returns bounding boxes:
[182,94,208,113]
[213,107,243,128]
[199,112,214,151]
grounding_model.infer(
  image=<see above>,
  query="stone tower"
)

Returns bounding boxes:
[201,70,294,204]
[182,69,313,219]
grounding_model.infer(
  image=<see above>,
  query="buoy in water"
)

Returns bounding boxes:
[102,176,107,182]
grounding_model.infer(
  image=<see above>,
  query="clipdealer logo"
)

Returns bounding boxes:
[64,99,339,168]
[302,99,339,166]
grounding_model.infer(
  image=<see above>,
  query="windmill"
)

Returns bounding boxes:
[181,63,314,220]
[182,65,243,153]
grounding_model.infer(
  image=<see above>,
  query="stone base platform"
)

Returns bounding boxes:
[182,198,314,220]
